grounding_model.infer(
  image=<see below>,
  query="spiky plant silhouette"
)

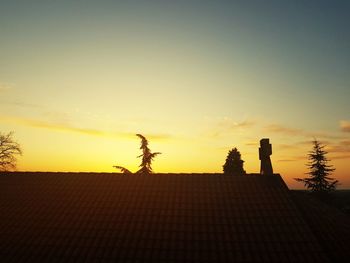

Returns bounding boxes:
[294,139,338,193]
[135,134,161,174]
[113,166,132,174]
[113,134,161,175]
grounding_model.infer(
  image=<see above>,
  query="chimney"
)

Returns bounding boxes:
[259,138,273,175]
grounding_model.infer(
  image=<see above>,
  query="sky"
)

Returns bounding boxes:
[1,0,349,188]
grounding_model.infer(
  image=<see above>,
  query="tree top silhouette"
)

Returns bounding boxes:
[295,139,338,194]
[0,131,22,171]
[114,134,161,175]
[223,147,246,176]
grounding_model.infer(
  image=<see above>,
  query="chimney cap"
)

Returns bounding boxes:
[260,138,270,144]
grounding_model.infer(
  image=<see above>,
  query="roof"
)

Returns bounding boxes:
[0,172,331,262]
[291,191,350,262]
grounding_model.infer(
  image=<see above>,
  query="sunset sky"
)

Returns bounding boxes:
[1,1,349,188]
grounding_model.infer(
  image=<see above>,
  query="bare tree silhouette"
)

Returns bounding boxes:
[113,134,161,175]
[0,131,22,171]
[294,139,338,193]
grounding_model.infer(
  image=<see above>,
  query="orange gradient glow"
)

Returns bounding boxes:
[1,1,349,189]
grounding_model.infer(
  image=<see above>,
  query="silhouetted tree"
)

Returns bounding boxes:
[113,166,132,174]
[135,134,161,174]
[113,134,161,174]
[0,131,22,171]
[223,148,246,175]
[295,140,338,193]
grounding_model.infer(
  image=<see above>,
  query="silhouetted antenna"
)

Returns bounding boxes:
[259,138,273,175]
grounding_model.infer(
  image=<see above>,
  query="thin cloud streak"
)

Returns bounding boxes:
[219,119,256,129]
[331,155,350,160]
[339,140,350,146]
[0,100,42,109]
[244,141,258,146]
[206,118,256,138]
[326,145,350,154]
[304,131,347,140]
[276,144,300,150]
[264,123,347,141]
[0,83,13,92]
[0,115,172,140]
[264,124,302,136]
[145,133,173,140]
[340,120,350,133]
[277,159,297,162]
[0,115,107,136]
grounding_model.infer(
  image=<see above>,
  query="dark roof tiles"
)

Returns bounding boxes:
[0,173,330,262]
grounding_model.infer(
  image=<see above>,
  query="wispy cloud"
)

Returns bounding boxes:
[206,117,256,138]
[313,140,350,161]
[296,140,320,145]
[277,155,307,162]
[0,100,42,109]
[0,115,172,141]
[339,140,350,146]
[277,159,297,162]
[330,155,350,160]
[0,115,108,136]
[145,133,173,140]
[263,123,347,141]
[276,140,333,151]
[304,131,347,140]
[276,140,350,160]
[276,143,300,150]
[219,118,256,129]
[0,101,77,129]
[0,83,13,92]
[264,124,303,136]
[326,144,350,154]
[340,120,350,133]
[244,141,258,146]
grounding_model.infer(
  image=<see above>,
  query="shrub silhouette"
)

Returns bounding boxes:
[295,139,338,193]
[223,148,246,175]
[113,166,132,174]
[114,134,161,175]
[0,131,22,171]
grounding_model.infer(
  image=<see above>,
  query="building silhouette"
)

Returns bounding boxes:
[0,139,349,262]
[1,171,349,262]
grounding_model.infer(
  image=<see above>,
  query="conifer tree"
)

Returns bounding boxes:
[295,140,338,193]
[135,134,161,174]
[223,148,246,175]
[113,134,161,174]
